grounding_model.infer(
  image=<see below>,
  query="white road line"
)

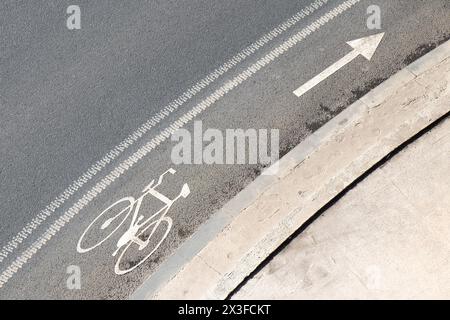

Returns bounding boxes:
[0,0,361,287]
[293,33,385,97]
[0,0,329,265]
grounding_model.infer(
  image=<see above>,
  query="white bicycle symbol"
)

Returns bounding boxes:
[77,168,190,275]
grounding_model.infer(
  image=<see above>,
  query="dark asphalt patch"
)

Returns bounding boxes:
[403,32,450,66]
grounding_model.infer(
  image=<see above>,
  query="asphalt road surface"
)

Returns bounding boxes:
[0,0,449,299]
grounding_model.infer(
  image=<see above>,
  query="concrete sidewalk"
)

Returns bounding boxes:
[233,115,450,300]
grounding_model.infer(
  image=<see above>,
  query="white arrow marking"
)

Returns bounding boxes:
[293,32,385,97]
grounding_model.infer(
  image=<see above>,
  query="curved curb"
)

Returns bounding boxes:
[132,39,450,300]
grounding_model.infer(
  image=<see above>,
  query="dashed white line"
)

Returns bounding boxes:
[0,0,329,265]
[0,0,361,288]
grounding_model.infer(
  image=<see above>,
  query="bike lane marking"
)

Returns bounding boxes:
[0,0,362,287]
[76,168,191,275]
[0,0,330,267]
